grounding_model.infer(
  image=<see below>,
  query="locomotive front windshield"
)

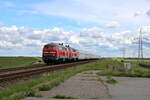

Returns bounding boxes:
[44,45,56,49]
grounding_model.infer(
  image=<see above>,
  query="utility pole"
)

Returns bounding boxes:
[138,28,143,63]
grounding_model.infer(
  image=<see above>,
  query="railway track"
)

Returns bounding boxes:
[0,60,95,82]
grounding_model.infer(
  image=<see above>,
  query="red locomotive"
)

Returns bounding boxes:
[42,43,79,64]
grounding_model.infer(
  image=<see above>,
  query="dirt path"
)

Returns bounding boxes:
[41,70,109,99]
[24,70,110,100]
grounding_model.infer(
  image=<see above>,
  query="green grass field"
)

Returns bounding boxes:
[1,58,150,100]
[0,57,42,68]
[115,58,150,64]
[97,58,150,77]
[126,59,150,65]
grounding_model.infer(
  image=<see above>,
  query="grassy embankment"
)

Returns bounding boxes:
[97,58,150,77]
[0,59,111,100]
[0,57,43,68]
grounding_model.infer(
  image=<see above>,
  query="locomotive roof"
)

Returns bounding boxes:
[45,43,78,51]
[45,43,68,48]
[45,43,59,46]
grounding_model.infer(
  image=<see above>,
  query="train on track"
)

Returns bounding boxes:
[42,43,100,64]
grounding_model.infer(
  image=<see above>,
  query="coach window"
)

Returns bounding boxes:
[64,47,67,51]
[63,47,66,50]
[59,47,62,50]
[68,48,72,51]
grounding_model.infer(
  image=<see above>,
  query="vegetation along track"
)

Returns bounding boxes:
[0,60,96,82]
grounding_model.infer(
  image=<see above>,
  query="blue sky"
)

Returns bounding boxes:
[0,0,150,57]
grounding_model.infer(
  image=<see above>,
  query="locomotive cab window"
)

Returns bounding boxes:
[44,45,56,49]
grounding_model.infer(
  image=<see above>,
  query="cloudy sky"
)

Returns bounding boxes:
[0,0,150,57]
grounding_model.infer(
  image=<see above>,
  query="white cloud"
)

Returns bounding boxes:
[0,25,150,57]
[22,38,44,46]
[146,9,150,17]
[134,11,142,17]
[0,22,4,27]
[80,27,104,38]
[106,21,121,29]
[142,26,150,34]
[0,41,22,48]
